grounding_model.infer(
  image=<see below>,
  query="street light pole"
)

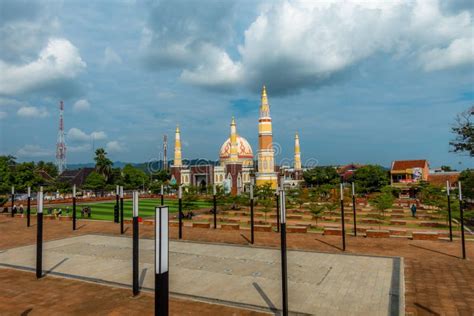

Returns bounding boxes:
[36,187,44,279]
[340,181,346,251]
[155,206,169,315]
[178,186,183,240]
[213,184,217,229]
[250,181,254,244]
[120,186,124,234]
[458,182,466,259]
[352,182,357,237]
[11,186,15,217]
[132,191,140,296]
[446,181,453,242]
[27,187,31,227]
[279,189,288,316]
[72,184,77,231]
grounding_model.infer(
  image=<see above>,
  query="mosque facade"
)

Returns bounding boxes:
[170,86,304,194]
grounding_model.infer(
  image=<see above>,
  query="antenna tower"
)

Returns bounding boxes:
[56,100,67,174]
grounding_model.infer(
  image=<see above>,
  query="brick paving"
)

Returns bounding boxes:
[1,215,473,315]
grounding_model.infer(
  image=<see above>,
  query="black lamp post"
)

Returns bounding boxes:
[458,182,466,259]
[213,184,217,229]
[36,187,44,279]
[72,184,77,230]
[11,186,15,217]
[446,180,453,242]
[250,180,255,244]
[160,184,164,206]
[279,189,288,316]
[340,178,346,251]
[178,185,183,239]
[155,206,169,315]
[352,182,357,237]
[115,185,120,223]
[120,186,124,234]
[132,191,140,296]
[27,187,31,227]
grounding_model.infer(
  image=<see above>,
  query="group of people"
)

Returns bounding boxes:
[2,205,25,215]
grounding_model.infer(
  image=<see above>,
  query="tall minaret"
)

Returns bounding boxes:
[229,116,239,162]
[256,86,278,188]
[294,132,302,170]
[173,125,182,167]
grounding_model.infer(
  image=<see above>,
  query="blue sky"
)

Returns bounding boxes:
[0,0,473,169]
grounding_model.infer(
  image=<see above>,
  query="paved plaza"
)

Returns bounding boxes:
[0,234,403,315]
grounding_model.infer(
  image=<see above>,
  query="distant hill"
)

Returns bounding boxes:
[67,159,219,174]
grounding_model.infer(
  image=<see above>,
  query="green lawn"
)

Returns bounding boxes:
[30,198,213,221]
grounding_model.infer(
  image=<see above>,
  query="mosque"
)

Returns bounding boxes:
[170,86,304,194]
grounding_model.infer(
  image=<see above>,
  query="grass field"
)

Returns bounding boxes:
[30,198,214,221]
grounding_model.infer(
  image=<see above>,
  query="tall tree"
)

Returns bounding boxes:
[94,148,113,183]
[450,106,474,157]
[352,165,389,194]
[303,166,339,186]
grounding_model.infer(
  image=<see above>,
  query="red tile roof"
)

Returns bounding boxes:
[391,160,428,171]
[428,173,460,187]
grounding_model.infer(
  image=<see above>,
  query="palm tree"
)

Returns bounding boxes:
[308,203,325,228]
[94,148,113,183]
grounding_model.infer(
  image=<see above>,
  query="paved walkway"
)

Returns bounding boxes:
[0,234,402,315]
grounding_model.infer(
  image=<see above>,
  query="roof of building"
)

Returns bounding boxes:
[428,172,460,187]
[57,168,95,187]
[391,160,428,171]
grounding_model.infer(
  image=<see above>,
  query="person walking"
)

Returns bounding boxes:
[410,204,417,217]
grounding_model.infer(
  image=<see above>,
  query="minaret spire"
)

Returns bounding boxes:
[174,124,182,167]
[229,116,238,162]
[256,85,278,188]
[294,132,301,170]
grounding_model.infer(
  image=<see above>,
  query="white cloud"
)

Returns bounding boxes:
[68,143,91,153]
[103,47,122,66]
[17,144,52,157]
[0,38,86,95]
[142,0,473,94]
[73,99,91,112]
[420,37,474,71]
[17,106,49,118]
[67,127,107,142]
[0,111,7,119]
[105,140,125,153]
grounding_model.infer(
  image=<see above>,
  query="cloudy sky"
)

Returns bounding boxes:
[0,0,473,169]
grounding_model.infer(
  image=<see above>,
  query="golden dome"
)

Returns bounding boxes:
[219,135,254,166]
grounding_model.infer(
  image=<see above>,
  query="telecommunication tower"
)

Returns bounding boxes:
[56,101,67,174]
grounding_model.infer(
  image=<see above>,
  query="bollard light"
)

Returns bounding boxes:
[446,180,450,196]
[340,183,344,200]
[11,186,14,195]
[250,183,254,200]
[213,183,216,196]
[161,184,164,196]
[73,184,76,198]
[133,191,139,217]
[178,186,182,199]
[28,186,31,197]
[352,182,355,196]
[279,189,286,224]
[120,186,124,198]
[458,181,462,200]
[37,191,43,213]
